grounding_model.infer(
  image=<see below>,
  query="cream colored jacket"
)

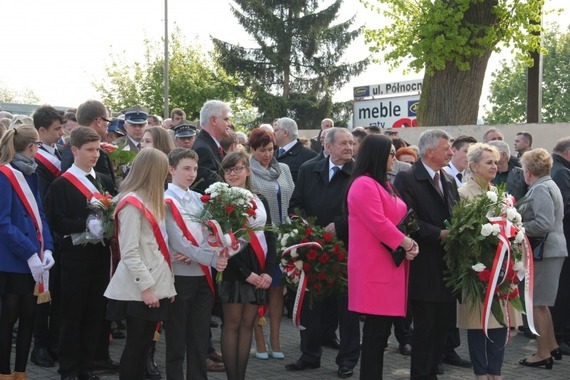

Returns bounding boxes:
[104,199,176,301]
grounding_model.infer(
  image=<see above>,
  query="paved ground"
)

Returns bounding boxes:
[23,315,569,379]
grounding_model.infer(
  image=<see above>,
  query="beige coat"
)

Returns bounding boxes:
[457,179,521,329]
[104,201,176,301]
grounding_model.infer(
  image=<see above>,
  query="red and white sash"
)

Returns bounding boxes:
[61,169,104,201]
[165,197,215,295]
[115,195,172,269]
[35,149,61,177]
[0,164,48,293]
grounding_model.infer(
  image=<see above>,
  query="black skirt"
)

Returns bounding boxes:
[218,281,268,305]
[0,272,35,295]
[106,298,171,322]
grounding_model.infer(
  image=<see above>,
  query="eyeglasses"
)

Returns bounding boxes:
[390,150,396,157]
[223,166,246,175]
[33,141,43,147]
[100,116,111,123]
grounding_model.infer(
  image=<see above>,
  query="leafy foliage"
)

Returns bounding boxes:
[485,24,570,124]
[93,28,244,121]
[212,0,368,128]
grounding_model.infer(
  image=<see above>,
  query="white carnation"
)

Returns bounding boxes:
[486,191,498,203]
[472,263,486,272]
[514,229,525,243]
[481,223,494,237]
[513,261,524,272]
[290,248,298,258]
[294,260,304,270]
[491,224,501,236]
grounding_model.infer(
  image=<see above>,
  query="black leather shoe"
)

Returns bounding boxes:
[399,343,412,356]
[519,356,553,369]
[285,360,320,371]
[78,370,100,380]
[437,362,444,375]
[443,351,472,368]
[551,348,562,360]
[92,358,119,372]
[31,346,55,367]
[322,338,341,350]
[337,366,353,378]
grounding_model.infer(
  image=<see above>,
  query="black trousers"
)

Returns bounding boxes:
[393,304,413,345]
[410,300,455,380]
[165,276,212,380]
[58,250,110,378]
[551,256,570,343]
[299,294,360,368]
[33,250,61,352]
[360,315,396,380]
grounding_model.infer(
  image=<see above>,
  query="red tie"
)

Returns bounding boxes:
[434,172,443,197]
[218,146,224,157]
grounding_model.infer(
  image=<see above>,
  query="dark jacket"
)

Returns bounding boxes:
[289,157,350,246]
[193,129,224,194]
[551,153,570,243]
[61,144,116,186]
[275,140,317,183]
[393,160,459,302]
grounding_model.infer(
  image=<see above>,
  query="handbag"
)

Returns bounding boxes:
[381,209,420,267]
[528,235,548,261]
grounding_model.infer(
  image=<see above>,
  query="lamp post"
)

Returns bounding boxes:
[164,0,170,119]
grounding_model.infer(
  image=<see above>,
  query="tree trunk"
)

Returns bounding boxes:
[417,51,492,126]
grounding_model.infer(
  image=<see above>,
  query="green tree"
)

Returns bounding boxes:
[0,83,40,104]
[212,0,368,129]
[94,29,243,120]
[363,0,545,126]
[485,25,570,124]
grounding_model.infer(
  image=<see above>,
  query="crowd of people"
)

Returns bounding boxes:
[0,99,569,380]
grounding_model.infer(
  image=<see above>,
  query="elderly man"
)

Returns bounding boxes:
[394,129,461,380]
[482,127,521,168]
[274,117,317,183]
[487,140,527,201]
[286,127,360,378]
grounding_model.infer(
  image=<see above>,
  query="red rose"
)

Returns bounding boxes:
[316,240,323,246]
[317,272,327,280]
[225,205,235,214]
[318,253,330,264]
[304,228,313,236]
[508,287,519,300]
[250,200,257,210]
[300,238,310,244]
[303,262,312,272]
[200,195,211,203]
[306,249,318,261]
[333,245,341,254]
[323,232,332,242]
[246,208,256,216]
[337,253,346,262]
[478,269,491,282]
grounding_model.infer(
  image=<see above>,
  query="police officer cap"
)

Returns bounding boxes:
[174,121,197,138]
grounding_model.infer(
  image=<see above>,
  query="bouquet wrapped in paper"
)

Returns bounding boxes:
[71,193,116,246]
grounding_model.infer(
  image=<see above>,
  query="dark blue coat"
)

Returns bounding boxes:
[0,167,54,274]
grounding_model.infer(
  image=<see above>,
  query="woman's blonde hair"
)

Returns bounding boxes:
[119,148,168,220]
[144,127,175,155]
[0,124,39,164]
[467,143,500,168]
[521,148,552,178]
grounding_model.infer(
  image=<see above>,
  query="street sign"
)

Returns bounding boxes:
[353,79,422,99]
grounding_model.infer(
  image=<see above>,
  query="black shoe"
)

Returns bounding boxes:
[31,346,55,367]
[337,366,353,378]
[443,351,472,368]
[551,348,562,360]
[285,359,320,371]
[92,358,119,372]
[437,362,444,375]
[519,357,553,370]
[559,342,570,356]
[146,343,161,380]
[399,343,412,356]
[78,370,100,380]
[322,338,341,350]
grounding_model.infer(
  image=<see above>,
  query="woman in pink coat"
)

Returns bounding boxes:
[346,134,419,379]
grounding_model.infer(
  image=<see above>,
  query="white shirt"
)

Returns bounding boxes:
[280,140,297,154]
[445,162,464,186]
[328,159,345,181]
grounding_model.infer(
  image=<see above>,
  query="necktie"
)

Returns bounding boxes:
[54,149,61,160]
[330,166,340,181]
[456,172,463,183]
[86,174,97,187]
[137,143,141,150]
[278,148,285,157]
[433,172,444,197]
[218,146,224,157]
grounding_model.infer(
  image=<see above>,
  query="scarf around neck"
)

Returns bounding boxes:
[249,156,281,181]
[12,153,37,175]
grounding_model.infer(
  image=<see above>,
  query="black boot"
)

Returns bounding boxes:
[146,341,161,380]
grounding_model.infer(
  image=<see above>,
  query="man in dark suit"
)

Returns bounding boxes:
[31,105,65,368]
[393,129,460,380]
[192,100,231,194]
[286,127,360,378]
[274,117,317,183]
[118,107,148,154]
[551,137,570,355]
[61,100,116,185]
[309,118,334,153]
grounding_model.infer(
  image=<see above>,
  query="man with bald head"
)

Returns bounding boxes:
[310,118,334,153]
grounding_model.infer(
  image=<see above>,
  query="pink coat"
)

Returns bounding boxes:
[347,176,409,316]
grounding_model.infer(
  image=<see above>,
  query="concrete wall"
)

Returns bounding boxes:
[299,123,570,153]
